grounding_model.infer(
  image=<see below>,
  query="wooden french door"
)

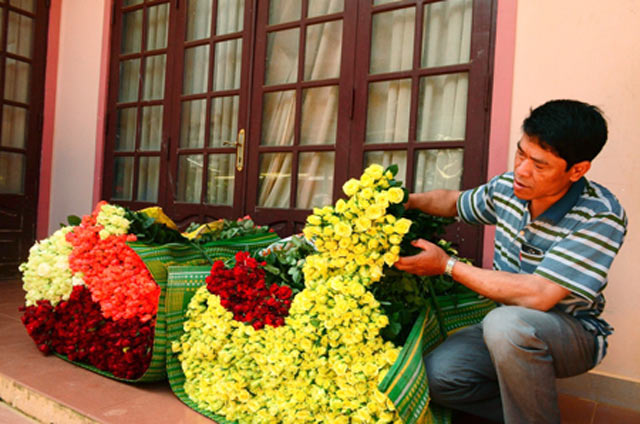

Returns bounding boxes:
[103,0,495,261]
[0,0,48,278]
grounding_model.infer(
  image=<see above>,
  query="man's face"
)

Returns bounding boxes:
[513,134,575,203]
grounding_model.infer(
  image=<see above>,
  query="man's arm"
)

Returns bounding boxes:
[394,239,570,311]
[405,190,461,217]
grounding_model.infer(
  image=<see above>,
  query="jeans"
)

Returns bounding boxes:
[424,306,597,424]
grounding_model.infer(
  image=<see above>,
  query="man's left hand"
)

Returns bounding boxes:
[394,239,449,276]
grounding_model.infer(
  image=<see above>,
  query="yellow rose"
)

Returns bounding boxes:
[365,204,384,220]
[394,217,412,234]
[388,187,405,204]
[335,199,347,213]
[354,217,371,232]
[364,164,384,179]
[383,252,398,266]
[360,173,374,187]
[334,221,352,238]
[307,215,321,226]
[343,178,360,196]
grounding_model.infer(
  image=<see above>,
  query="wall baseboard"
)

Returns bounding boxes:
[557,371,640,412]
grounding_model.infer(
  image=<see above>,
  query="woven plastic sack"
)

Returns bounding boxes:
[54,232,279,383]
[166,268,496,423]
[378,292,496,423]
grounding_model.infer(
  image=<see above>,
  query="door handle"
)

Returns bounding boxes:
[222,129,245,172]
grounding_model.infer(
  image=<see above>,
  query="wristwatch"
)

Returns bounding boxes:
[444,255,458,277]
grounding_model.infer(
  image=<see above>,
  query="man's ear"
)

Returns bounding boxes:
[569,161,591,181]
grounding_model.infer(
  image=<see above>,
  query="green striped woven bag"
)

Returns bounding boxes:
[378,292,496,423]
[166,270,496,423]
[55,232,279,383]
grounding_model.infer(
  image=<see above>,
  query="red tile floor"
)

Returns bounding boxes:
[1,279,639,424]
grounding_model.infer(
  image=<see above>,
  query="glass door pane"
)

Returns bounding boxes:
[109,1,170,204]
[252,2,346,215]
[173,0,247,215]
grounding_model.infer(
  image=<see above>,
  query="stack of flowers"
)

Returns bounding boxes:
[19,201,160,379]
[172,164,413,423]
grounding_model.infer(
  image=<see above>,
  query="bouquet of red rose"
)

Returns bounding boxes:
[19,201,281,382]
[19,201,162,379]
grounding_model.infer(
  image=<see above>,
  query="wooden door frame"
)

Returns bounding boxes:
[0,0,50,278]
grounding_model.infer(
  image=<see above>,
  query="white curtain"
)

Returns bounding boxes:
[258,0,342,208]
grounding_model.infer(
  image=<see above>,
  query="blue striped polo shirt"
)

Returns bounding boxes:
[457,172,627,363]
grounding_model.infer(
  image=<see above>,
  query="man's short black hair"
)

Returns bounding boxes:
[522,99,608,169]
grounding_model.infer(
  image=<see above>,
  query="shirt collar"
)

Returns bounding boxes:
[537,177,586,224]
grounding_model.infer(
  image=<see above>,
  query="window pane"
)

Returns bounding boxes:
[258,152,291,208]
[301,86,337,145]
[364,150,407,183]
[206,154,235,205]
[180,99,206,148]
[366,79,411,144]
[123,0,143,6]
[268,0,300,25]
[140,105,163,150]
[146,3,169,50]
[115,107,137,151]
[265,28,299,86]
[217,0,244,35]
[183,45,210,95]
[0,151,25,194]
[186,0,211,41]
[118,58,140,103]
[210,95,239,148]
[304,20,342,81]
[308,0,343,17]
[176,155,203,203]
[370,7,415,74]
[4,58,30,103]
[8,0,34,12]
[112,157,134,200]
[143,54,166,100]
[137,156,159,202]
[417,73,468,141]
[373,0,401,5]
[7,12,33,58]
[121,9,143,54]
[422,0,472,68]
[1,105,28,148]
[261,90,295,146]
[297,151,334,209]
[213,38,242,91]
[414,149,463,191]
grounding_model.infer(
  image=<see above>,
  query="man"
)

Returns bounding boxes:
[395,100,627,423]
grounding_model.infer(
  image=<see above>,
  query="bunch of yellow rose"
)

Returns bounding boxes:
[173,164,412,423]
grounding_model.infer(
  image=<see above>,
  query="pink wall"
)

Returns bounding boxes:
[482,0,517,268]
[44,0,110,234]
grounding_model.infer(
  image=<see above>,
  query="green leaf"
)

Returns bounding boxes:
[386,164,399,176]
[67,215,81,226]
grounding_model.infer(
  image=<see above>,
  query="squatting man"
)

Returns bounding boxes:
[395,100,627,424]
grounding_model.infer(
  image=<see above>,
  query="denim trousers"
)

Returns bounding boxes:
[424,306,597,424]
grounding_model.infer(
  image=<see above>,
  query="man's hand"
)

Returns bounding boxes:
[394,239,450,276]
